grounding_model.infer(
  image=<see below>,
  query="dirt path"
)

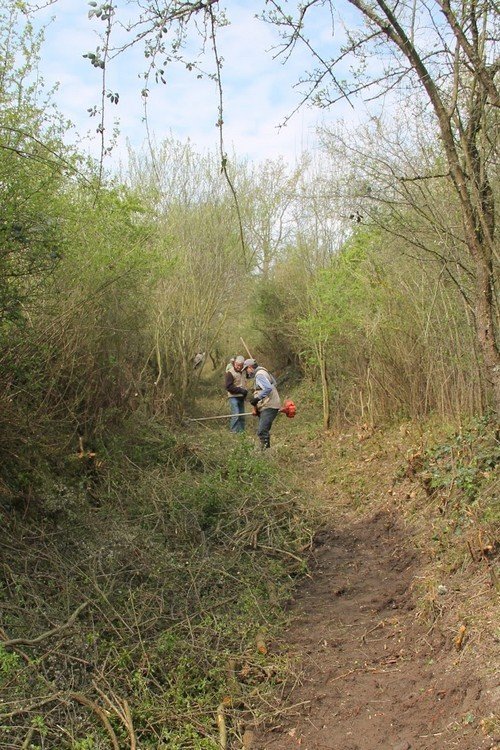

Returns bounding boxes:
[255,510,497,750]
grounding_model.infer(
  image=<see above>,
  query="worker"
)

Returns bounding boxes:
[243,359,281,449]
[193,351,205,369]
[225,355,248,433]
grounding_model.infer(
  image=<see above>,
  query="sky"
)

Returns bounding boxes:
[30,0,368,169]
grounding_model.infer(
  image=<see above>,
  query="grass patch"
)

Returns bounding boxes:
[0,414,313,748]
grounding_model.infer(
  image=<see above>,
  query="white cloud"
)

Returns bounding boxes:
[32,0,364,167]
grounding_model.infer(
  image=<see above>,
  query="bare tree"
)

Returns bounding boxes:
[126,139,245,411]
[240,156,304,278]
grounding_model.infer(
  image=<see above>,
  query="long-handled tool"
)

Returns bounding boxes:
[186,399,297,422]
[240,336,253,360]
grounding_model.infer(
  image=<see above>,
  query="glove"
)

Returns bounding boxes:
[250,396,260,407]
[240,388,248,398]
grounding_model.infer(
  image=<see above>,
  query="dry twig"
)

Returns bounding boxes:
[1,601,89,648]
[70,692,120,750]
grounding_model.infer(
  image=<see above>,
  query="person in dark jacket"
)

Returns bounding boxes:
[243,359,281,449]
[225,355,248,433]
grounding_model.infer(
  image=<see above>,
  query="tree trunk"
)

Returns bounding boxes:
[317,341,331,430]
[472,248,500,414]
[347,0,500,416]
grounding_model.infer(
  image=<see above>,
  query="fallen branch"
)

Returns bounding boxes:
[217,703,227,750]
[1,601,89,648]
[466,540,477,562]
[123,699,137,750]
[256,544,305,565]
[70,692,119,750]
[21,726,36,750]
[0,694,63,720]
[328,668,359,683]
[361,619,388,641]
[93,680,136,750]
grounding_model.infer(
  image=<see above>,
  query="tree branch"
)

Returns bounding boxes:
[1,601,89,647]
[437,0,499,107]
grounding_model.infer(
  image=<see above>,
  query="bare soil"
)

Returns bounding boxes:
[255,509,499,750]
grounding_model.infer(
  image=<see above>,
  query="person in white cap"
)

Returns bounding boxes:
[193,351,205,369]
[224,355,248,432]
[243,359,281,449]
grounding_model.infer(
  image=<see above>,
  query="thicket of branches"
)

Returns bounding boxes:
[0,6,248,496]
[257,107,497,428]
[70,0,499,411]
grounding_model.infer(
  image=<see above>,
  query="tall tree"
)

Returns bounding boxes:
[263,0,499,413]
[241,157,304,278]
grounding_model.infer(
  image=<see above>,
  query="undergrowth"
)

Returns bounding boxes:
[396,416,499,645]
[0,414,314,749]
[402,416,499,573]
